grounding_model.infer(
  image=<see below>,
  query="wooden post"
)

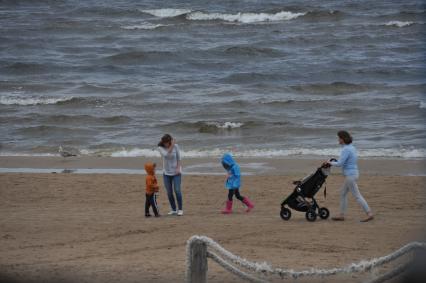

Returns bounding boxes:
[189,239,208,283]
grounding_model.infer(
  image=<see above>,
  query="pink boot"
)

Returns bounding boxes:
[222,200,233,214]
[242,197,254,212]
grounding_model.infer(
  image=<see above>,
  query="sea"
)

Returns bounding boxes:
[0,0,425,159]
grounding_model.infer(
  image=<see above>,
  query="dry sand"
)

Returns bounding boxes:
[0,160,425,282]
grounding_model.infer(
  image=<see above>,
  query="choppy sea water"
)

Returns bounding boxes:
[0,0,425,159]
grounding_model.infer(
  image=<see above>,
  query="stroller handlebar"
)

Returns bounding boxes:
[320,158,337,168]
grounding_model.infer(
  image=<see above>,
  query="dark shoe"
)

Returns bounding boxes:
[331,216,345,221]
[155,214,161,217]
[360,215,374,222]
[145,214,152,218]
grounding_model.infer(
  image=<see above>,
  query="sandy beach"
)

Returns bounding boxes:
[0,157,425,283]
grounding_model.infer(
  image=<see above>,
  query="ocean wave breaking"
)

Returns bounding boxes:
[385,21,415,27]
[0,152,57,157]
[109,147,426,159]
[121,22,167,30]
[141,8,191,18]
[141,9,305,23]
[215,122,244,129]
[2,147,424,159]
[186,11,305,23]
[0,96,75,106]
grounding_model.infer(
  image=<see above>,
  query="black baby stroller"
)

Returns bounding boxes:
[280,159,336,222]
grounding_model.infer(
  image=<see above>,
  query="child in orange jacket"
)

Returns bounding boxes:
[145,162,160,217]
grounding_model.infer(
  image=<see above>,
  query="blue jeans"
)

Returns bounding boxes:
[163,174,182,211]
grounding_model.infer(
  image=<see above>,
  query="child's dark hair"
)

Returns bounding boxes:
[158,134,172,147]
[337,130,353,144]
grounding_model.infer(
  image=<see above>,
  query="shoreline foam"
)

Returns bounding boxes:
[1,156,425,176]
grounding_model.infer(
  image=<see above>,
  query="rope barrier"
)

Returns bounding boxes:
[207,251,268,283]
[186,235,426,282]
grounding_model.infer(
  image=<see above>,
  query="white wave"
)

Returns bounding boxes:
[111,148,224,158]
[141,8,191,18]
[108,147,426,159]
[121,22,167,30]
[78,149,95,155]
[141,8,305,23]
[420,101,426,109]
[186,10,305,23]
[209,122,244,129]
[358,148,426,159]
[0,152,57,157]
[243,148,426,159]
[3,147,425,159]
[0,96,74,106]
[111,148,160,157]
[385,21,414,28]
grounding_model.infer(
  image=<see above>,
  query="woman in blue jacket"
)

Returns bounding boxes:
[221,153,254,214]
[327,131,374,222]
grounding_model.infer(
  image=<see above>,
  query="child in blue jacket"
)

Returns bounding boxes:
[221,153,254,214]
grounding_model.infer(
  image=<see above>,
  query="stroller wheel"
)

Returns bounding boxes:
[280,207,291,220]
[305,209,317,222]
[319,207,330,219]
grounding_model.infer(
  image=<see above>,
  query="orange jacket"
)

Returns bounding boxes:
[145,162,159,195]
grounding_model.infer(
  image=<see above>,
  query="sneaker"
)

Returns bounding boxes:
[168,210,177,215]
[360,215,374,222]
[177,210,184,216]
[145,214,152,218]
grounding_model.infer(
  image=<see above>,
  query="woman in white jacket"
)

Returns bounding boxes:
[158,134,183,216]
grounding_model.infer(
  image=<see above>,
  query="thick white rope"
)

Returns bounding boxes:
[206,255,411,283]
[207,251,269,283]
[188,235,426,280]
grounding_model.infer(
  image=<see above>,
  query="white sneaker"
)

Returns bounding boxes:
[177,210,184,216]
[168,210,177,215]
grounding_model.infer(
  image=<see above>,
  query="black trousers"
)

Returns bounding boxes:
[228,189,244,202]
[145,193,159,216]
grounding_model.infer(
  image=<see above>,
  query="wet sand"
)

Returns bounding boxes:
[1,156,425,176]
